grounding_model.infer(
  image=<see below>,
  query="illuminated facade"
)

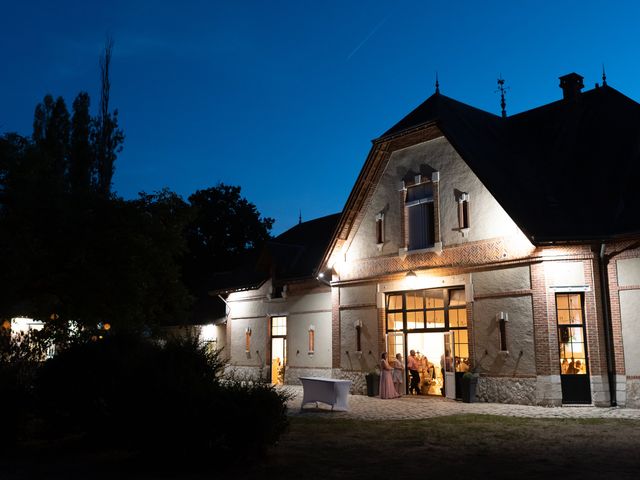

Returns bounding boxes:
[216,73,640,407]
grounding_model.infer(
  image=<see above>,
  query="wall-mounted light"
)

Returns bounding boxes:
[405,270,418,289]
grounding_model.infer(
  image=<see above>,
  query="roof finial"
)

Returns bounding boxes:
[496,74,509,118]
[602,64,608,86]
[435,72,440,94]
[298,209,302,225]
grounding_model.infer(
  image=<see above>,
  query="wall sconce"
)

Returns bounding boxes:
[245,327,252,353]
[354,319,363,353]
[405,270,418,289]
[496,312,508,353]
[308,324,315,354]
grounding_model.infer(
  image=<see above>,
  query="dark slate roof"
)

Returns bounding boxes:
[377,84,640,243]
[209,213,341,294]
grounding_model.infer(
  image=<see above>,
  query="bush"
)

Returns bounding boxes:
[36,333,290,466]
[0,327,46,447]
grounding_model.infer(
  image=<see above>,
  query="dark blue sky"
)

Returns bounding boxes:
[2,1,640,233]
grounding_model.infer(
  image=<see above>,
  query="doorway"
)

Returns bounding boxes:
[406,332,445,396]
[556,293,591,404]
[270,316,287,385]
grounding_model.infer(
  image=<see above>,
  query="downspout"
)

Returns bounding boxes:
[598,243,617,407]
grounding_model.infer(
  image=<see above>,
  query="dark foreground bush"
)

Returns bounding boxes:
[37,334,290,466]
[0,328,45,447]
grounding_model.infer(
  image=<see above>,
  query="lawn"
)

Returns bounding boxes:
[3,414,640,479]
[244,414,640,480]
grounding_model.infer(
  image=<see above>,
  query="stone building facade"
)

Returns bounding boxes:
[213,73,640,407]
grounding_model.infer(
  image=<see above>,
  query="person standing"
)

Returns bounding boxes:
[392,353,404,396]
[379,352,400,399]
[407,349,420,395]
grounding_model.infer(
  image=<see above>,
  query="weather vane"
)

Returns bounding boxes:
[435,72,440,94]
[495,75,509,118]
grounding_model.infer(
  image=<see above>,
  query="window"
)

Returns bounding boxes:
[271,316,287,336]
[385,288,464,332]
[497,312,508,352]
[308,325,315,354]
[406,182,435,250]
[355,320,363,352]
[448,290,469,371]
[458,193,470,229]
[375,213,385,246]
[556,294,588,375]
[244,327,252,353]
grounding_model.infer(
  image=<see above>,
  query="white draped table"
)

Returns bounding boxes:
[299,377,352,411]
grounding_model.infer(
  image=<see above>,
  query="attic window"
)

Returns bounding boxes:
[406,182,435,250]
[458,193,470,230]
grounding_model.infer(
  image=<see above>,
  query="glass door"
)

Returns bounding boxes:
[387,332,405,393]
[443,332,456,399]
[556,294,591,404]
[270,316,287,385]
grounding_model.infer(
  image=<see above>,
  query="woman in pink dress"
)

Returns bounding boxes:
[379,352,400,399]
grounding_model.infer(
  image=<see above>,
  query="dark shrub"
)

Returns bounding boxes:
[0,328,45,447]
[36,333,290,466]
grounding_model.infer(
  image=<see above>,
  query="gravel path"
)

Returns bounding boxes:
[281,385,640,420]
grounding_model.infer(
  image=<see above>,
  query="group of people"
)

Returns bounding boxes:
[380,349,457,399]
[380,349,440,398]
[561,358,585,374]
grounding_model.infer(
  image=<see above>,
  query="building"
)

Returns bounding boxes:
[214,73,640,407]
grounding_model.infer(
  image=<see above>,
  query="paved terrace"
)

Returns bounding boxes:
[281,386,640,420]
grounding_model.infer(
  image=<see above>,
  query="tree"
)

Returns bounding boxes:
[183,183,274,293]
[32,95,70,190]
[93,37,124,197]
[57,190,193,329]
[69,92,92,194]
[0,38,189,331]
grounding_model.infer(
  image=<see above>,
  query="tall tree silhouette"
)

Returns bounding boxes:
[32,95,70,190]
[93,37,123,196]
[69,92,92,194]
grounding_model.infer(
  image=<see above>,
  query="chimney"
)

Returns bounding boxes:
[559,72,584,100]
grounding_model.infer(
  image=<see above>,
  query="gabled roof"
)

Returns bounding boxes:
[209,213,341,294]
[323,82,640,270]
[499,85,640,242]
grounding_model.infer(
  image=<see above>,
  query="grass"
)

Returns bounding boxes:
[3,414,640,479]
[243,414,640,480]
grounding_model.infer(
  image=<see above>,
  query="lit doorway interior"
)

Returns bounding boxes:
[406,332,445,396]
[270,316,287,385]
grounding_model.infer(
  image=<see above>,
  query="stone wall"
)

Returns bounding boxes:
[627,378,640,408]
[332,369,368,395]
[223,364,266,382]
[284,367,332,385]
[475,376,537,405]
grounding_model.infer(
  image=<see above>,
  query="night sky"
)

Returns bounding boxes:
[2,1,640,234]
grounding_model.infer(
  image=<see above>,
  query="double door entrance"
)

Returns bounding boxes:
[386,287,470,399]
[388,331,458,399]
